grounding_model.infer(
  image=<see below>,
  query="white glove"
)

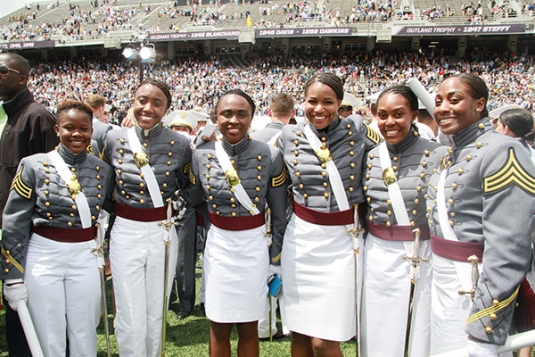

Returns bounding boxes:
[269,264,282,278]
[466,337,499,357]
[4,282,28,312]
[171,192,187,220]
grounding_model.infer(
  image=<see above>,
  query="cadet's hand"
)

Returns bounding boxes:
[466,337,498,357]
[4,282,28,311]
[171,191,187,220]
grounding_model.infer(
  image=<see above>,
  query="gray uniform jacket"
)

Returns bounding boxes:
[365,128,446,226]
[427,118,535,344]
[1,145,114,280]
[103,124,192,208]
[278,115,380,212]
[250,122,285,143]
[185,136,288,264]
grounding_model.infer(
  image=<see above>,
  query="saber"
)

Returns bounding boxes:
[17,300,44,357]
[95,223,111,357]
[350,204,365,357]
[158,199,178,356]
[429,329,535,357]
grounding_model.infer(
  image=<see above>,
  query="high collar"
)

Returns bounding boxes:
[308,115,342,135]
[2,88,33,116]
[452,117,492,148]
[135,122,164,140]
[58,144,87,165]
[386,127,419,154]
[222,135,252,156]
[266,121,285,130]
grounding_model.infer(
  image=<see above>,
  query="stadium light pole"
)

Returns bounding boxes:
[122,42,155,83]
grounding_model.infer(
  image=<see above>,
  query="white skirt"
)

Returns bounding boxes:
[281,214,356,341]
[204,225,269,323]
[361,233,431,357]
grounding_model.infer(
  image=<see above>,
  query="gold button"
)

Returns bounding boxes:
[254,197,259,202]
[44,190,49,195]
[168,152,173,157]
[118,159,123,164]
[258,155,262,161]
[71,167,76,172]
[370,208,374,212]
[117,169,122,174]
[450,212,456,217]
[256,187,260,192]
[119,149,124,154]
[324,192,329,198]
[206,174,211,179]
[167,161,171,166]
[43,162,49,166]
[350,141,355,146]
[231,160,235,165]
[67,222,73,227]
[448,147,453,154]
[44,179,50,184]
[457,169,464,175]
[165,171,170,177]
[48,216,53,220]
[350,163,355,168]
[231,212,237,217]
[163,183,167,188]
[367,164,372,169]
[293,160,298,166]
[216,211,221,215]
[4,269,8,273]
[121,190,126,195]
[414,198,419,204]
[257,176,261,181]
[97,185,102,190]
[206,185,211,190]
[466,155,472,161]
[230,198,235,203]
[365,174,370,180]
[45,201,50,207]
[451,183,457,189]
[393,166,398,172]
[424,150,430,156]
[96,205,100,211]
[387,199,392,205]
[170,140,175,145]
[422,161,427,167]
[321,172,327,177]
[207,154,212,159]
[350,175,355,181]
[478,123,485,130]
[140,182,145,188]
[45,169,50,174]
[303,193,308,198]
[295,172,301,177]
[46,212,51,217]
[139,191,144,195]
[419,173,425,179]
[70,213,74,217]
[139,199,145,204]
[476,142,483,148]
[490,313,497,321]
[294,140,299,145]
[119,180,124,185]
[348,131,353,136]
[369,216,374,221]
[393,156,398,162]
[493,299,500,307]
[120,138,125,144]
[231,204,236,208]
[206,164,211,170]
[322,136,327,141]
[429,219,433,225]
[363,185,368,191]
[448,220,454,226]
[296,131,301,136]
[485,326,493,334]
[386,221,391,227]
[416,185,421,192]
[208,196,213,201]
[346,124,351,129]
[349,151,354,156]
[410,221,416,226]
[349,187,354,192]
[98,194,102,199]
[387,210,392,216]
[257,166,262,171]
[448,198,454,205]
[294,150,299,156]
[212,204,217,208]
[412,210,417,215]
[367,197,371,202]
[424,194,428,199]
[96,175,101,180]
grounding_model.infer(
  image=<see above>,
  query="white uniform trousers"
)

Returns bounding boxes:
[431,254,511,356]
[281,214,356,342]
[110,216,178,357]
[25,233,101,357]
[361,233,431,357]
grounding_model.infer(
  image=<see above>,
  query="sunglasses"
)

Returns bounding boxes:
[0,65,21,75]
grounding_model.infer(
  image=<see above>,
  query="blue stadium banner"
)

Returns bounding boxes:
[393,24,526,36]
[148,31,240,41]
[0,41,56,49]
[255,27,352,37]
